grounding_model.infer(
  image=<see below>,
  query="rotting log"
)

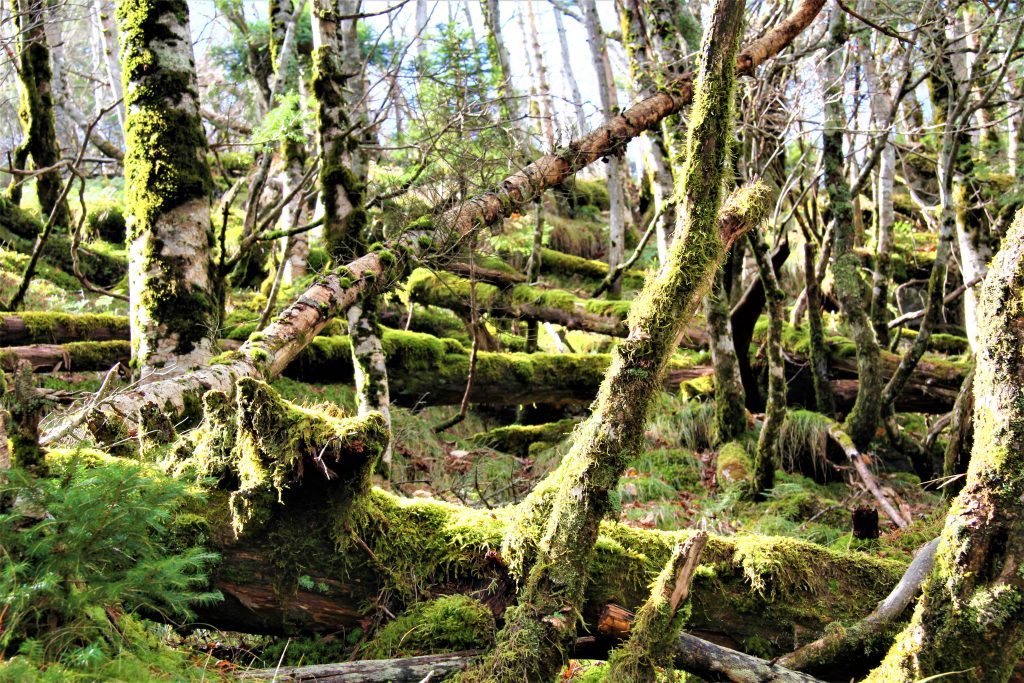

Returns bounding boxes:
[191,489,905,654]
[0,312,130,346]
[44,0,828,451]
[239,652,483,682]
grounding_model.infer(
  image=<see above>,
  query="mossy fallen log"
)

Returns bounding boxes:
[534,247,646,288]
[470,418,580,455]
[0,199,127,287]
[0,312,130,345]
[0,341,130,372]
[282,328,706,406]
[193,485,905,653]
[406,268,710,346]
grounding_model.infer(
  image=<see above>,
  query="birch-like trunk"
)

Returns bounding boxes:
[94,0,126,133]
[552,4,587,132]
[526,0,555,149]
[581,0,626,297]
[119,0,219,375]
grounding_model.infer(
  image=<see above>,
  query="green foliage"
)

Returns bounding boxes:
[0,456,220,666]
[249,92,315,147]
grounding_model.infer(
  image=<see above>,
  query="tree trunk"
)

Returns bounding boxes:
[525,0,555,150]
[707,270,746,444]
[118,0,220,375]
[481,0,524,144]
[465,2,750,677]
[9,0,70,228]
[95,0,126,135]
[865,209,1024,682]
[552,3,587,133]
[750,227,785,499]
[580,0,626,298]
[823,6,882,450]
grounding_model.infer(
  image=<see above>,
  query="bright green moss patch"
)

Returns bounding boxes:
[470,418,578,455]
[360,595,495,659]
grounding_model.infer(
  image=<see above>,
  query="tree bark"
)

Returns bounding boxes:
[119,0,220,375]
[9,0,70,227]
[552,2,587,133]
[823,6,882,450]
[865,209,1024,682]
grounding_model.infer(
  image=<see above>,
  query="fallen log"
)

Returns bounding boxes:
[673,633,823,683]
[0,198,127,287]
[0,341,129,372]
[0,312,129,346]
[238,651,482,682]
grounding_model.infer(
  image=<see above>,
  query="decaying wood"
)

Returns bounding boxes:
[826,421,910,529]
[674,632,824,683]
[239,651,481,682]
[778,538,939,674]
[0,314,129,345]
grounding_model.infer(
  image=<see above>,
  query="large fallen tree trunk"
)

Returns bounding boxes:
[45,0,827,450]
[0,312,130,346]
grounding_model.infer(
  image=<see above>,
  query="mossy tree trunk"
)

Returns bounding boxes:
[463,1,751,678]
[823,5,882,450]
[707,269,746,444]
[803,242,836,417]
[8,0,70,228]
[865,209,1024,682]
[750,227,785,499]
[270,0,309,284]
[118,0,220,376]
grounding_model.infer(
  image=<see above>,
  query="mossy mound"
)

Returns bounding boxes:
[360,595,495,659]
[470,418,578,456]
[85,200,127,244]
[716,441,752,487]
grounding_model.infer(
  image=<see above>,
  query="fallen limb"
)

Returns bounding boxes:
[826,420,910,528]
[673,632,824,683]
[778,537,939,675]
[238,651,482,682]
[0,312,129,345]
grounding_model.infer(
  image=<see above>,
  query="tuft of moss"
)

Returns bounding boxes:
[360,595,495,659]
[716,441,752,487]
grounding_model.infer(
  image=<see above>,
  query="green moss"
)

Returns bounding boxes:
[85,200,127,244]
[716,441,752,487]
[471,418,579,456]
[360,595,495,659]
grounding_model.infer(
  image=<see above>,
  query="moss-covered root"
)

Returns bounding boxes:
[865,210,1024,683]
[462,3,748,680]
[229,377,388,536]
[823,7,882,450]
[606,531,708,682]
[716,440,752,488]
[749,228,786,499]
[118,0,220,375]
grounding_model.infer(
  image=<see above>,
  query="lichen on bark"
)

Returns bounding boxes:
[118,0,220,375]
[865,209,1024,682]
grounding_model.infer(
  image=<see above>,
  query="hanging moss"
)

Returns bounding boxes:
[360,595,496,659]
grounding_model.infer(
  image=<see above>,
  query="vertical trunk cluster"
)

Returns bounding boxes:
[823,6,881,449]
[464,1,750,678]
[580,0,626,298]
[312,0,364,258]
[270,0,309,283]
[8,0,69,227]
[866,209,1024,683]
[525,0,555,150]
[118,0,220,375]
[552,4,586,133]
[481,0,524,145]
